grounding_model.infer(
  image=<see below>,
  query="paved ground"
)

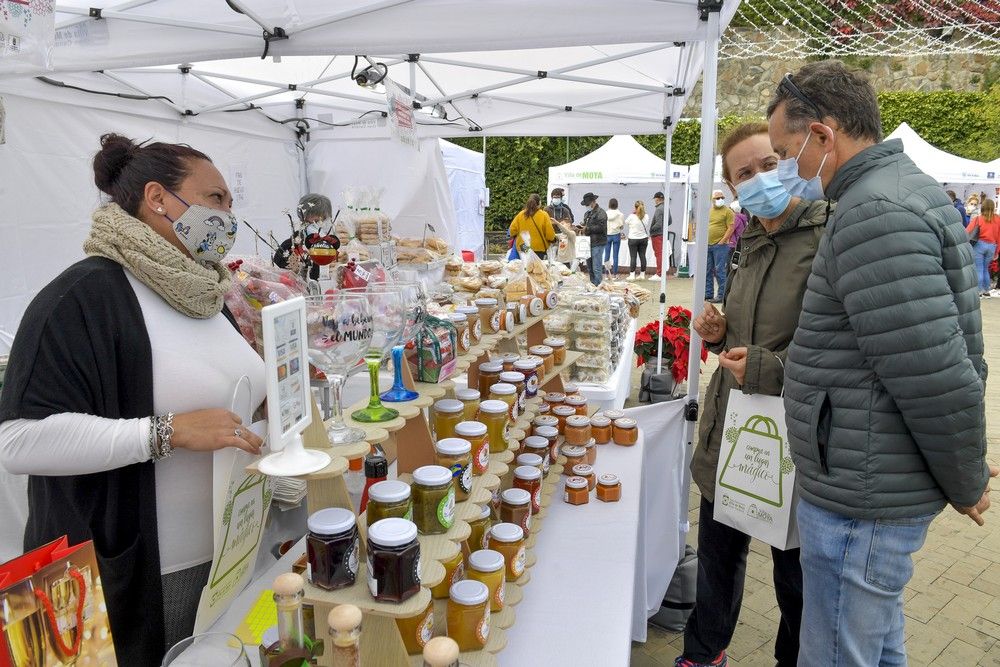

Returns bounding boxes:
[623,276,1000,667]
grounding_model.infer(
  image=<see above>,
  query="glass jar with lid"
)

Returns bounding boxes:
[467,503,492,551]
[513,359,540,399]
[613,417,639,446]
[367,518,422,603]
[535,425,560,467]
[507,302,520,326]
[590,415,612,445]
[448,313,471,354]
[512,465,543,514]
[475,298,501,334]
[564,415,592,445]
[528,345,555,375]
[563,382,581,397]
[412,465,456,535]
[564,476,590,505]
[430,548,466,600]
[396,598,434,655]
[477,361,503,397]
[552,405,577,434]
[434,437,473,502]
[602,409,626,422]
[532,415,559,435]
[499,371,526,411]
[477,399,510,454]
[564,394,588,416]
[542,392,566,411]
[499,487,532,537]
[519,438,549,476]
[456,305,482,344]
[542,337,567,365]
[432,399,464,441]
[516,452,544,475]
[497,352,520,373]
[561,445,587,472]
[582,438,597,465]
[572,463,596,491]
[366,480,413,527]
[455,387,481,421]
[446,580,490,651]
[466,549,505,613]
[306,507,359,590]
[488,523,526,581]
[524,295,544,317]
[596,473,622,502]
[526,355,545,385]
[488,382,519,421]
[456,421,489,475]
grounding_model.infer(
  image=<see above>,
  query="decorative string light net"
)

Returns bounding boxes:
[721,0,1000,59]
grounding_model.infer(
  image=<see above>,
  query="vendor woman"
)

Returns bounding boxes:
[0,133,266,664]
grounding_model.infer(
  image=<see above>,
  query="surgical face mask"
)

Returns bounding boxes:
[713,198,725,207]
[551,198,563,206]
[735,169,792,219]
[164,191,238,266]
[777,131,829,201]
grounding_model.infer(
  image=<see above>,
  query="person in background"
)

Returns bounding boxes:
[726,200,749,269]
[769,60,992,666]
[509,193,556,259]
[625,200,650,280]
[706,189,735,303]
[544,186,575,226]
[967,197,1000,298]
[947,189,969,224]
[605,197,625,278]
[553,218,578,270]
[0,134,265,664]
[967,192,981,219]
[581,192,608,285]
[649,191,671,279]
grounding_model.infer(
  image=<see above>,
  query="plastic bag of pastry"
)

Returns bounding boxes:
[424,236,449,255]
[224,256,308,353]
[478,260,503,276]
[445,255,464,277]
[486,274,509,290]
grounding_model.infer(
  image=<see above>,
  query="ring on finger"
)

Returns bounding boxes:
[235,428,243,438]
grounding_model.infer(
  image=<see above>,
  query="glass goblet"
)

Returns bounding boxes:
[344,286,407,422]
[380,281,427,402]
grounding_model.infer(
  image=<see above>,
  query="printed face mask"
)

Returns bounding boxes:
[165,191,238,266]
[735,169,792,219]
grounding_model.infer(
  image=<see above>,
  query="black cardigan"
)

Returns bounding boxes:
[0,256,235,665]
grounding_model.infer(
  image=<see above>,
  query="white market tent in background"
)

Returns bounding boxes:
[440,139,487,258]
[886,122,1000,197]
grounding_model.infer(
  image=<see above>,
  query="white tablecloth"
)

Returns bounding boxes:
[575,316,637,412]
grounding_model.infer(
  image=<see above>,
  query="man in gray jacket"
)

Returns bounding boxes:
[769,61,996,666]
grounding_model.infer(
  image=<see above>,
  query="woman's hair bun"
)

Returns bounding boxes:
[93,133,139,194]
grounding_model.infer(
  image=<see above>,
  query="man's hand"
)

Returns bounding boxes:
[693,302,727,345]
[953,464,1000,526]
[718,346,748,385]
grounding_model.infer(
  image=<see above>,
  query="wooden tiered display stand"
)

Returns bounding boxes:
[250,310,579,666]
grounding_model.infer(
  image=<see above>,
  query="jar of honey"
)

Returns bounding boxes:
[432,399,464,440]
[467,549,505,612]
[582,438,597,465]
[596,473,622,502]
[467,503,492,551]
[448,313,471,354]
[572,463,596,491]
[519,438,549,476]
[532,415,559,435]
[542,392,566,410]
[564,476,590,505]
[455,421,489,475]
[412,465,456,535]
[488,523,526,581]
[497,352,520,373]
[537,402,550,415]
[613,417,639,446]
[477,399,510,454]
[564,415,592,445]
[431,548,466,599]
[535,426,560,467]
[367,518,422,603]
[457,305,482,344]
[528,345,555,375]
[475,297,500,335]
[590,415,612,444]
[488,382,519,421]
[552,405,577,434]
[543,337,567,365]
[477,361,503,398]
[563,382,581,397]
[455,387,481,421]
[561,445,587,472]
[564,394,588,416]
[434,437,472,502]
[499,487,532,537]
[396,599,434,655]
[602,409,626,422]
[513,359,539,399]
[516,452,544,475]
[367,480,413,526]
[512,465,542,514]
[447,580,490,651]
[499,371,526,411]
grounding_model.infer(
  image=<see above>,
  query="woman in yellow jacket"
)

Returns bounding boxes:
[509,193,556,259]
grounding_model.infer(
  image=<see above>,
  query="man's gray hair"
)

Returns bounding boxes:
[766,60,883,143]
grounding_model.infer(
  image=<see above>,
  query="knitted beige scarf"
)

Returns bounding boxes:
[84,203,231,319]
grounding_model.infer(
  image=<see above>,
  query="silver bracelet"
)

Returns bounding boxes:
[150,413,175,461]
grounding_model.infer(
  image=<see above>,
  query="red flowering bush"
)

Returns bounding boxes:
[633,305,708,383]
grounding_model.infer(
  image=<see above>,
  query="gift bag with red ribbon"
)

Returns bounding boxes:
[0,538,117,667]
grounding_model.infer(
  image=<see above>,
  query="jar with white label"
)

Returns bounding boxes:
[447,580,491,651]
[448,313,471,354]
[488,522,526,582]
[499,487,533,537]
[512,465,543,513]
[475,298,501,334]
[434,437,473,502]
[306,507,359,591]
[514,359,540,399]
[456,421,490,476]
[412,465,456,535]
[457,305,482,344]
[466,549,506,613]
[367,518,421,603]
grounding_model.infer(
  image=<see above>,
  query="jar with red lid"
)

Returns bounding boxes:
[499,487,532,537]
[512,465,542,513]
[499,371,526,411]
[552,405,576,434]
[513,359,539,399]
[532,415,559,436]
[564,476,589,505]
[564,394,588,416]
[561,445,587,472]
[596,473,622,502]
[590,415,612,444]
[564,415,592,445]
[571,463,596,490]
[613,417,639,446]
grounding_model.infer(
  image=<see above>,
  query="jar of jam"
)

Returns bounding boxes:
[564,394,588,416]
[412,465,456,535]
[532,415,559,435]
[499,371,526,411]
[430,548,466,599]
[602,409,626,422]
[396,599,434,655]
[467,503,492,551]
[455,421,489,475]
[477,361,503,398]
[543,337,567,365]
[535,425,560,467]
[447,580,490,651]
[367,518,421,603]
[307,507,360,591]
[572,463,596,491]
[613,417,639,446]
[497,352,520,373]
[564,476,590,505]
[590,415,613,444]
[563,382,581,397]
[435,437,473,502]
[433,399,464,440]
[596,473,622,502]
[542,392,566,410]
[457,305,482,344]
[519,438,549,476]
[499,487,532,537]
[447,313,470,355]
[564,414,592,445]
[477,399,510,454]
[488,523,526,581]
[582,438,597,465]
[561,445,587,472]
[529,345,555,375]
[467,549,505,613]
[513,359,539,399]
[488,382,519,421]
[552,405,577,434]
[455,387,481,421]
[367,480,413,526]
[475,298,500,334]
[513,465,542,514]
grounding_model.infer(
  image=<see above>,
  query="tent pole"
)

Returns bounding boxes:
[656,108,673,376]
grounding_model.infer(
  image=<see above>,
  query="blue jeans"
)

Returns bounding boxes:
[796,498,936,667]
[590,243,605,285]
[604,236,621,275]
[972,241,996,293]
[705,243,729,300]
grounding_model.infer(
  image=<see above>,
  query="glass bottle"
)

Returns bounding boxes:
[273,573,306,652]
[422,636,460,667]
[327,604,362,667]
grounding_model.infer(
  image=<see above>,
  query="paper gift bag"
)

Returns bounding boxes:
[714,390,799,550]
[0,538,117,667]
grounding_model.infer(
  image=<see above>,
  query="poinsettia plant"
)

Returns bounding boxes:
[634,305,708,383]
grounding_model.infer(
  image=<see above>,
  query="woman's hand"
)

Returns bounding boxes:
[718,347,748,385]
[693,302,727,344]
[171,408,264,455]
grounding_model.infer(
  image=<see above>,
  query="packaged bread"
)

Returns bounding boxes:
[486,274,508,289]
[478,260,503,276]
[425,237,449,254]
[448,276,483,292]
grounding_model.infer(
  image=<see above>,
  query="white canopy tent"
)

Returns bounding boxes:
[440,139,487,259]
[886,122,999,195]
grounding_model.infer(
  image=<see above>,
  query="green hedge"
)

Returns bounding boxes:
[453,89,1000,230]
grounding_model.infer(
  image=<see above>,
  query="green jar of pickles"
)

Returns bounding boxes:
[366,480,413,527]
[412,465,456,535]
